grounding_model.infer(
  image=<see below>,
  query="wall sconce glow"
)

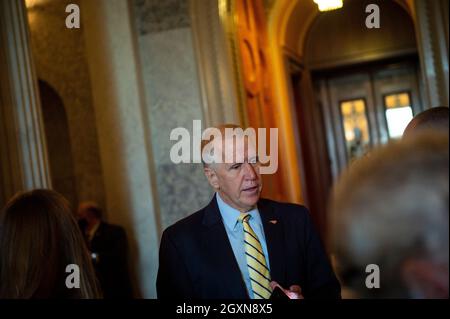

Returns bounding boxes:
[313,0,344,12]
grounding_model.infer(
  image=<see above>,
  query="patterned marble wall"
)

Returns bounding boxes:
[134,0,190,33]
[133,0,213,229]
[27,0,106,210]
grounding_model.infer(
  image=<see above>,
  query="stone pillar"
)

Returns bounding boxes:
[415,0,449,107]
[0,0,51,206]
[190,0,241,126]
[81,0,161,298]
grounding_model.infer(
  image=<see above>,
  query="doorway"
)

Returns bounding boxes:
[314,57,423,178]
[38,80,78,207]
[290,56,423,241]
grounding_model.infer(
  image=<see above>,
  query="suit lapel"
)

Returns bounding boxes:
[258,200,286,285]
[202,195,248,298]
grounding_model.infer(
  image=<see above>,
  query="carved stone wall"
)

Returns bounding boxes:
[133,0,213,229]
[26,0,106,209]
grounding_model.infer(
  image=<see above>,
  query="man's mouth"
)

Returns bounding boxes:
[242,186,259,193]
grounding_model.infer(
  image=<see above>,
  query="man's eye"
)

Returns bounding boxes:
[231,164,242,169]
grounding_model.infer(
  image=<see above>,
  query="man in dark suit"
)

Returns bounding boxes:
[157,125,341,299]
[78,202,133,299]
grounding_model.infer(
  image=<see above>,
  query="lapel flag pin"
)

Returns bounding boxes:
[269,220,278,224]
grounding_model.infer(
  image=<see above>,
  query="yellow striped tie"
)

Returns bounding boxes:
[239,213,273,299]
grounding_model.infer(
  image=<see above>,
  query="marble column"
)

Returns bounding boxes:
[0,0,51,207]
[415,0,449,108]
[81,0,161,298]
[189,0,241,126]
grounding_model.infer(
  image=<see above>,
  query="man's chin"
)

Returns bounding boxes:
[240,191,260,208]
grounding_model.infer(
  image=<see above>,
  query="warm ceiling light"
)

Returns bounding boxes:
[313,0,344,12]
[25,0,50,9]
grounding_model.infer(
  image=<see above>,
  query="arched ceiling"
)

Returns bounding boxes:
[275,0,415,59]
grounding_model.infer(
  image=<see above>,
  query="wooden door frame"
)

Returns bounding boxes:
[287,56,333,241]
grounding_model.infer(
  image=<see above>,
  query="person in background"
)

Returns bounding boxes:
[329,132,448,298]
[77,202,133,299]
[0,189,101,298]
[403,106,449,139]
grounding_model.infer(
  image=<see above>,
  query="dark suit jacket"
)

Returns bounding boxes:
[157,195,341,299]
[80,221,133,298]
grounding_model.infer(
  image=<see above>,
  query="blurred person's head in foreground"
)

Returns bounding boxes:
[329,132,449,298]
[0,189,101,298]
[403,106,449,139]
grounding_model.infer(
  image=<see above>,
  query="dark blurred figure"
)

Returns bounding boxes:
[403,106,449,138]
[329,133,449,298]
[77,202,133,298]
[0,189,101,298]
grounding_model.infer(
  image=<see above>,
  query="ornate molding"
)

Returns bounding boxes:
[414,0,449,107]
[189,0,242,126]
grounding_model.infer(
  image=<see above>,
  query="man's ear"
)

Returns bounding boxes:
[204,166,220,190]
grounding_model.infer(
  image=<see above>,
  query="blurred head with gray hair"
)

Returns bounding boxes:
[329,132,449,298]
[403,106,449,139]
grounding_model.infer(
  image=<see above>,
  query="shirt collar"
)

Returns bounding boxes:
[87,220,101,241]
[216,192,261,231]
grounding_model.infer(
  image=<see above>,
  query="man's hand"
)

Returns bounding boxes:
[270,281,304,299]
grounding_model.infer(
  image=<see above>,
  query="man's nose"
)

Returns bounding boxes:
[243,162,257,180]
